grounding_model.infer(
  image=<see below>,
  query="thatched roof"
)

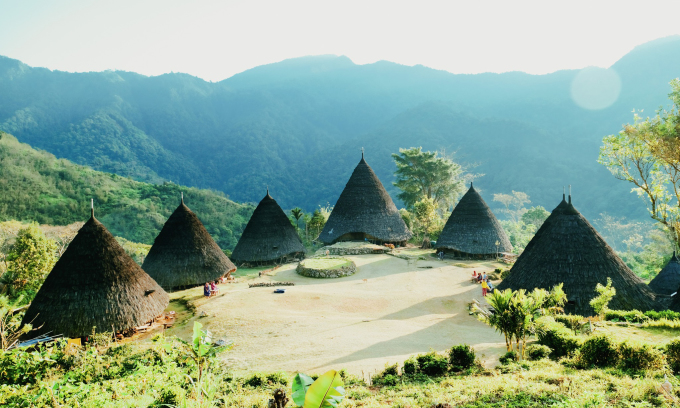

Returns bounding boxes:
[142,197,236,289]
[496,197,657,316]
[22,210,169,338]
[649,252,680,296]
[319,155,412,244]
[434,183,512,255]
[231,191,306,264]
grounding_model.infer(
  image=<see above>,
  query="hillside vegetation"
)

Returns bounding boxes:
[0,132,252,249]
[2,37,680,220]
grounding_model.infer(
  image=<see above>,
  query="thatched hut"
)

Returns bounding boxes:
[649,252,680,296]
[142,197,236,290]
[496,196,657,316]
[319,155,412,245]
[434,183,512,258]
[231,190,306,265]
[22,208,169,338]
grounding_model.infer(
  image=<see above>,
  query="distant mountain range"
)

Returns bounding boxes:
[2,36,680,221]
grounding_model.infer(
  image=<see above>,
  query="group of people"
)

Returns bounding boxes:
[203,280,221,298]
[472,270,494,297]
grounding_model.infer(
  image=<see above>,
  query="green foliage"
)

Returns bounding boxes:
[617,342,666,372]
[536,317,582,359]
[2,223,57,302]
[577,335,619,368]
[665,339,680,373]
[244,372,267,388]
[372,363,400,386]
[521,206,550,229]
[553,314,584,332]
[448,344,476,371]
[598,79,680,249]
[590,277,616,318]
[0,133,252,250]
[499,351,518,365]
[176,321,232,383]
[392,147,465,210]
[645,310,680,321]
[525,344,551,360]
[292,373,315,406]
[114,237,151,265]
[604,309,649,323]
[0,294,32,350]
[416,351,449,377]
[403,356,418,375]
[302,370,346,408]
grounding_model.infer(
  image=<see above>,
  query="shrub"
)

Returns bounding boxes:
[448,344,476,371]
[666,339,680,373]
[526,344,551,360]
[536,318,581,359]
[266,372,289,386]
[617,342,665,372]
[244,372,267,388]
[378,374,399,387]
[604,309,649,323]
[416,351,448,377]
[578,335,619,368]
[553,315,584,332]
[499,351,517,365]
[499,268,511,280]
[373,362,399,385]
[645,310,680,321]
[641,319,680,330]
[403,357,418,375]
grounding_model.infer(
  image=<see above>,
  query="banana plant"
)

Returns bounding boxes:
[292,370,345,408]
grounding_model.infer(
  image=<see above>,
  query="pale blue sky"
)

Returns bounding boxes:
[1,0,679,81]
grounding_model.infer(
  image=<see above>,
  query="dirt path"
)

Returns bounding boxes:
[166,254,507,376]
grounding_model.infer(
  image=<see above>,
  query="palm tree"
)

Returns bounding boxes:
[291,208,303,231]
[480,289,516,352]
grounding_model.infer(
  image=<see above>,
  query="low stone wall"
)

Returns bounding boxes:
[296,259,357,278]
[318,246,388,256]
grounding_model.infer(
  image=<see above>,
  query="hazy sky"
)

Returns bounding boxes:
[1,0,679,82]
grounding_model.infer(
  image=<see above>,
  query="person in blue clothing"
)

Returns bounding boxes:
[204,282,211,298]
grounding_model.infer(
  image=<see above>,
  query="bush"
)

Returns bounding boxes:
[498,268,511,280]
[578,335,619,368]
[526,344,551,360]
[498,351,517,365]
[244,372,266,388]
[645,310,680,321]
[377,374,399,387]
[666,339,680,373]
[604,310,649,323]
[448,344,476,371]
[373,362,400,385]
[403,357,418,375]
[618,342,665,372]
[554,315,584,332]
[536,318,581,359]
[266,372,289,386]
[416,351,448,377]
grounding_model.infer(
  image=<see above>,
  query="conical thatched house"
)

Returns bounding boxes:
[22,207,169,338]
[434,183,512,258]
[142,196,237,290]
[231,191,306,265]
[319,155,412,245]
[497,197,657,316]
[649,252,680,296]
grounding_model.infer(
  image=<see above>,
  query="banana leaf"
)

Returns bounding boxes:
[292,373,315,406]
[303,370,345,408]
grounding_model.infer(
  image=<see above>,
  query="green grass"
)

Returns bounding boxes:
[301,257,353,269]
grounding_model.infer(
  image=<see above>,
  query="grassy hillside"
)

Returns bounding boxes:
[1,36,679,219]
[0,132,252,249]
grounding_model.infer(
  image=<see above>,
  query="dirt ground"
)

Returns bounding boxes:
[165,253,507,377]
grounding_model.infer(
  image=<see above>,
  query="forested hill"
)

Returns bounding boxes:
[1,36,680,220]
[0,132,252,249]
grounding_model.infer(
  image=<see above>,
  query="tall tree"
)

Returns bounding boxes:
[392,147,465,209]
[599,79,680,250]
[291,207,304,231]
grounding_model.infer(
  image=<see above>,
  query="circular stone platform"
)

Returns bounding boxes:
[296,257,357,278]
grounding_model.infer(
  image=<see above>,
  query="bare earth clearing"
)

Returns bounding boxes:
[166,253,507,377]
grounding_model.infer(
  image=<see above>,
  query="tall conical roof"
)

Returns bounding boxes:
[22,211,169,338]
[497,198,657,316]
[142,197,236,289]
[319,156,411,244]
[649,252,680,296]
[435,183,512,255]
[231,191,306,264]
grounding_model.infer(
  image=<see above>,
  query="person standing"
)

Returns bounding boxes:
[481,279,488,297]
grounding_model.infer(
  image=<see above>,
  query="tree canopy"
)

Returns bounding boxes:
[599,79,680,250]
[392,147,465,210]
